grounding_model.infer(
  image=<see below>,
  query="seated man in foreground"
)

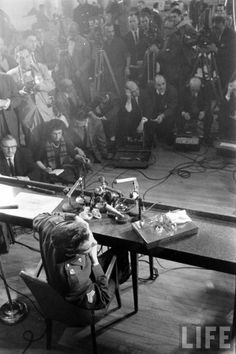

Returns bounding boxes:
[33,212,130,309]
[0,134,40,180]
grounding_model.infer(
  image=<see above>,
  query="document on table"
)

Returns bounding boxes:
[0,192,63,219]
[49,169,64,176]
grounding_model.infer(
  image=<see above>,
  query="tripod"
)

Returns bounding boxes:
[94,49,120,96]
[190,48,223,102]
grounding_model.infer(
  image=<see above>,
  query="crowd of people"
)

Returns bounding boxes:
[0,0,235,184]
[0,0,235,318]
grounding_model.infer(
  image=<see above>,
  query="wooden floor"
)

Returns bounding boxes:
[0,144,235,354]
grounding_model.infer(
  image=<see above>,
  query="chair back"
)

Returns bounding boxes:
[20,271,98,327]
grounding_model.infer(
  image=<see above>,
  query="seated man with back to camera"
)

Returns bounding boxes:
[35,119,90,184]
[0,134,41,181]
[116,80,148,148]
[144,74,178,148]
[33,212,130,309]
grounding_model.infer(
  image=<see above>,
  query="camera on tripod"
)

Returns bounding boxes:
[196,29,213,53]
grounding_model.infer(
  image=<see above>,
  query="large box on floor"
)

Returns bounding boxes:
[113,146,151,169]
[216,140,236,157]
[175,134,200,151]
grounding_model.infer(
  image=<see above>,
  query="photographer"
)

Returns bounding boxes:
[208,16,236,90]
[7,45,56,148]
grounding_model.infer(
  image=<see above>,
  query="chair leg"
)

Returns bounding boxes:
[45,318,52,350]
[149,256,154,280]
[90,323,97,354]
[115,287,121,308]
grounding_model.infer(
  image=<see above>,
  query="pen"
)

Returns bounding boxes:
[26,185,56,195]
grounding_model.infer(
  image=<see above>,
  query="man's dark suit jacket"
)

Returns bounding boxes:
[0,73,22,144]
[124,31,139,65]
[0,147,40,180]
[146,84,178,122]
[180,87,208,115]
[211,27,236,89]
[35,42,57,70]
[116,92,148,145]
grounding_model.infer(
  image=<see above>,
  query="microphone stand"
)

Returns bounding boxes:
[0,228,28,325]
[62,177,84,212]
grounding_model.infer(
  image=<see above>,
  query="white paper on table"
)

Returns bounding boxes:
[49,169,64,176]
[0,192,63,219]
[165,210,192,224]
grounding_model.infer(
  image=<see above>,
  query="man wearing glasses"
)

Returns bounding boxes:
[0,134,40,180]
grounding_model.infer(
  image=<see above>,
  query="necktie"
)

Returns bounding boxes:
[8,158,15,177]
[134,31,138,44]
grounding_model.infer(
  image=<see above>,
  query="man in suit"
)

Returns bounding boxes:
[34,28,57,71]
[0,73,22,145]
[116,80,148,147]
[210,16,236,90]
[0,134,40,180]
[144,74,178,148]
[152,2,163,35]
[7,45,56,149]
[67,22,91,104]
[103,24,130,95]
[178,77,212,141]
[124,14,142,81]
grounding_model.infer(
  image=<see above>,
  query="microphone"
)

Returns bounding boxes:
[114,177,137,184]
[104,203,124,218]
[98,176,122,196]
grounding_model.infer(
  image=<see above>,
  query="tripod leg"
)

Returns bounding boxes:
[102,50,120,96]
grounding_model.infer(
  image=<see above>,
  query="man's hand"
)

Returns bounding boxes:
[45,167,53,173]
[74,147,86,158]
[136,117,148,133]
[154,113,165,124]
[0,99,10,110]
[182,112,191,120]
[198,111,205,120]
[207,43,218,53]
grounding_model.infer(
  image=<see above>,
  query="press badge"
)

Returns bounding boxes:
[86,289,95,303]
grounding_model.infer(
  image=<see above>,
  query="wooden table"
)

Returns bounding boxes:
[0,177,235,338]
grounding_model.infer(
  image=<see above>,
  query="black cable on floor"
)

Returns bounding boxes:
[22,328,46,354]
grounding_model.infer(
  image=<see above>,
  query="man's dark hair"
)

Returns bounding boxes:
[170,1,180,8]
[51,220,90,252]
[212,15,226,25]
[171,8,182,16]
[47,119,67,136]
[153,2,159,9]
[0,134,17,146]
[14,44,29,57]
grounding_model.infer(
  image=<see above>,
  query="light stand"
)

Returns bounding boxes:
[62,177,84,212]
[0,255,28,324]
